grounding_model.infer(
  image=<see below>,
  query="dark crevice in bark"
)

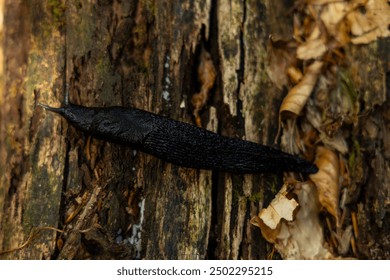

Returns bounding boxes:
[235,0,246,139]
[206,0,220,260]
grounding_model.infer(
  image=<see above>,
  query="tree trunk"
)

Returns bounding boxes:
[1,0,389,260]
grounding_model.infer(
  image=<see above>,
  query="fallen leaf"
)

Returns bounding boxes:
[320,2,348,33]
[320,1,351,45]
[280,60,323,118]
[307,0,344,4]
[280,119,306,155]
[277,182,334,259]
[297,26,327,60]
[297,38,327,60]
[261,185,298,229]
[287,66,303,85]
[252,182,334,259]
[320,131,349,154]
[266,37,298,89]
[336,225,353,255]
[348,0,390,44]
[310,146,340,224]
[251,183,298,243]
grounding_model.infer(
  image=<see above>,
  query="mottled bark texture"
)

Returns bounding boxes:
[0,0,389,260]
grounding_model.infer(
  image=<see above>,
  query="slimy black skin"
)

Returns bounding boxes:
[39,91,318,174]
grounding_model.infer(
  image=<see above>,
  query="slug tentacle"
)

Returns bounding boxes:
[40,97,318,174]
[37,103,65,114]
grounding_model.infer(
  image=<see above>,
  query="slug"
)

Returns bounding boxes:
[39,91,318,174]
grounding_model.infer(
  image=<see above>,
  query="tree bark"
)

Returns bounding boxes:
[0,0,389,260]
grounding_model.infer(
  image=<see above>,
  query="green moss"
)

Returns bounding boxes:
[47,0,66,29]
[133,25,147,46]
[348,137,361,174]
[23,165,62,230]
[142,0,156,16]
[232,187,241,206]
[248,191,264,203]
[95,56,110,77]
[31,0,65,48]
[22,128,64,232]
[339,69,358,104]
[267,176,278,194]
[67,2,95,57]
[137,63,150,74]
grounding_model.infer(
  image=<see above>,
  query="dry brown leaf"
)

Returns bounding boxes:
[251,183,298,243]
[305,97,323,130]
[297,38,327,60]
[261,184,298,229]
[320,131,349,154]
[320,2,348,32]
[310,146,340,224]
[293,14,305,42]
[280,119,305,155]
[307,0,344,4]
[348,0,390,44]
[266,37,297,89]
[336,225,353,255]
[297,25,327,60]
[302,0,390,51]
[250,215,280,244]
[287,66,303,85]
[252,182,334,259]
[320,2,351,45]
[277,183,334,259]
[191,47,216,127]
[305,96,349,154]
[280,60,323,118]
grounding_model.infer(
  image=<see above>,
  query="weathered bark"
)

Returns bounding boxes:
[0,0,66,259]
[348,40,390,259]
[0,0,389,260]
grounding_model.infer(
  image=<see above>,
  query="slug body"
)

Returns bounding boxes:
[40,98,318,174]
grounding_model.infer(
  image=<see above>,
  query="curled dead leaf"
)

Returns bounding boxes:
[310,146,340,224]
[287,66,303,85]
[280,60,323,119]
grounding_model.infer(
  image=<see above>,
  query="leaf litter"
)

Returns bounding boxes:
[256,0,390,259]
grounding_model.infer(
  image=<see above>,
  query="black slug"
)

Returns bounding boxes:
[39,91,318,174]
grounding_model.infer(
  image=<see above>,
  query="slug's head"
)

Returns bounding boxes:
[38,85,71,116]
[39,101,98,132]
[38,87,97,133]
[38,86,69,117]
